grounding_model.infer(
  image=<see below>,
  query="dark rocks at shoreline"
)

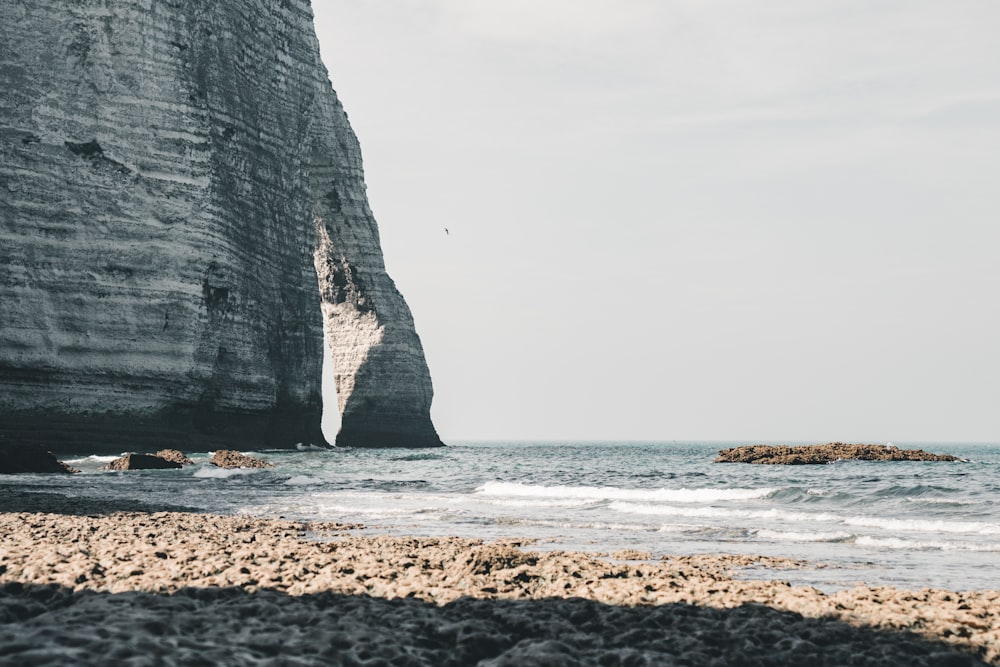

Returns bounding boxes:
[716,443,963,465]
[0,445,79,474]
[210,450,273,469]
[101,453,183,471]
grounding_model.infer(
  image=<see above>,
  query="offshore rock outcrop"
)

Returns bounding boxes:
[716,444,963,465]
[0,0,441,452]
[209,450,272,469]
[101,453,182,472]
[154,449,194,466]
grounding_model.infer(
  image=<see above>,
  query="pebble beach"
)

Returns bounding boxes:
[1,502,997,666]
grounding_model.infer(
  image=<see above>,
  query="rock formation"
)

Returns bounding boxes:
[209,450,272,469]
[101,453,182,472]
[716,444,963,465]
[0,0,441,453]
[0,443,79,474]
[154,449,194,466]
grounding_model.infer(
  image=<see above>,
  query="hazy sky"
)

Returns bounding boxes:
[312,1,1000,443]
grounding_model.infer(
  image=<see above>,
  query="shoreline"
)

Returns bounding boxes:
[1,508,997,665]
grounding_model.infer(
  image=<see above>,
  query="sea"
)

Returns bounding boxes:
[7,441,999,593]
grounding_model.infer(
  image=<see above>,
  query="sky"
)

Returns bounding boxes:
[312,1,1000,443]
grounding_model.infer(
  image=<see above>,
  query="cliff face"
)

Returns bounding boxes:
[0,0,441,451]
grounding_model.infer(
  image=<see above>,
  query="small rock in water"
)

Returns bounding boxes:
[715,443,962,465]
[102,453,183,471]
[210,450,273,469]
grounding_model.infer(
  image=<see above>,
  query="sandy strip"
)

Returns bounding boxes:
[1,511,997,666]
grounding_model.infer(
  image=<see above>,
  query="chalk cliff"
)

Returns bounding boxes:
[0,0,441,451]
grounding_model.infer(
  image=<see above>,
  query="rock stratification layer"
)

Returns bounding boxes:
[0,0,440,451]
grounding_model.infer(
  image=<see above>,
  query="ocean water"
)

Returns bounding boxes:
[7,441,999,592]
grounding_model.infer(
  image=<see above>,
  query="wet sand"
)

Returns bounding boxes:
[1,509,997,665]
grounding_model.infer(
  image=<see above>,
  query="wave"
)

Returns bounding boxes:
[259,443,333,453]
[754,529,853,543]
[608,501,1000,536]
[389,453,446,462]
[297,443,332,451]
[488,517,676,532]
[315,504,416,516]
[313,503,462,520]
[843,516,1000,536]
[874,484,959,498]
[285,475,325,486]
[62,455,120,464]
[607,501,837,523]
[856,536,1000,552]
[905,497,980,506]
[475,482,776,504]
[309,491,460,508]
[192,467,264,479]
[769,487,852,503]
[478,497,599,509]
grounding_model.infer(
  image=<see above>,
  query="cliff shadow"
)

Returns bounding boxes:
[0,583,990,666]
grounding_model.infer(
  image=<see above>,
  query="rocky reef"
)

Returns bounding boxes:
[209,450,272,469]
[0,0,441,452]
[101,453,182,472]
[153,449,194,466]
[716,443,963,465]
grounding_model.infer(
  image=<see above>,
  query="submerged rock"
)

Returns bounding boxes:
[210,450,273,469]
[0,444,79,474]
[101,453,182,471]
[716,443,962,465]
[0,0,441,453]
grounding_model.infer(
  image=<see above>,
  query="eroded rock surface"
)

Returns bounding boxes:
[311,82,441,447]
[154,450,194,466]
[0,0,441,451]
[716,443,962,465]
[209,450,272,469]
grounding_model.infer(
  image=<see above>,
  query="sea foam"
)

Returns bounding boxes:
[475,482,776,503]
[843,516,1000,536]
[62,455,120,464]
[478,497,598,509]
[855,536,1000,552]
[607,501,839,524]
[754,529,853,543]
[192,467,262,479]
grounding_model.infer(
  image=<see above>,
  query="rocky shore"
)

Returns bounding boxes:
[0,510,996,665]
[717,443,963,465]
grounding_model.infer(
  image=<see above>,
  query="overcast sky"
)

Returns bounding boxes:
[312,1,1000,443]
